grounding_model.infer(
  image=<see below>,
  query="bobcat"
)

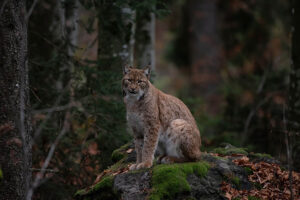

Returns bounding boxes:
[122,66,201,170]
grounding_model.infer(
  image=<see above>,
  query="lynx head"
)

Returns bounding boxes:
[122,65,151,100]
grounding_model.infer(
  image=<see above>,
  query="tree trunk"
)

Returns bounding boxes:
[0,0,32,199]
[97,2,135,70]
[66,0,79,56]
[289,0,300,171]
[135,11,156,70]
[121,7,136,66]
[187,0,223,115]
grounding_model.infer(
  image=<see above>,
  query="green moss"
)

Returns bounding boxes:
[75,176,114,197]
[111,151,124,162]
[250,153,272,159]
[231,176,240,188]
[111,143,131,162]
[74,189,86,196]
[253,182,262,190]
[233,198,241,200]
[244,167,253,175]
[150,161,210,200]
[213,155,229,161]
[0,168,2,180]
[223,173,240,189]
[93,176,114,191]
[108,157,128,172]
[212,147,248,156]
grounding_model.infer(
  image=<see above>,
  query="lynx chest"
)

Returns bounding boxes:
[127,111,145,135]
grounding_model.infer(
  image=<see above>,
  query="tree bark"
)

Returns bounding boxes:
[187,0,223,115]
[0,0,32,199]
[289,0,300,172]
[135,11,155,70]
[97,2,135,70]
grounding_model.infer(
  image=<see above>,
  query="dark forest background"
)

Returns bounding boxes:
[0,0,299,199]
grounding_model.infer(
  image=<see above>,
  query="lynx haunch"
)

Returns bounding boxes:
[122,66,201,170]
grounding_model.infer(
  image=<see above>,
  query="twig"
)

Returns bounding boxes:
[26,0,39,21]
[32,102,78,114]
[283,105,294,200]
[29,30,84,66]
[30,87,42,104]
[241,62,273,144]
[256,71,267,94]
[241,96,270,144]
[31,83,69,144]
[0,0,8,17]
[26,111,70,200]
[80,35,98,59]
[31,168,59,173]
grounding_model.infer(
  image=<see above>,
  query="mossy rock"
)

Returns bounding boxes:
[111,143,131,162]
[211,145,248,156]
[75,143,283,200]
[75,176,117,200]
[249,152,272,159]
[150,161,210,200]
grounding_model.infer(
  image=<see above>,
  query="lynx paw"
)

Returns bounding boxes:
[136,161,152,169]
[129,163,138,171]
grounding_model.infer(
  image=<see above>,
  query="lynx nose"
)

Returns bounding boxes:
[129,88,138,94]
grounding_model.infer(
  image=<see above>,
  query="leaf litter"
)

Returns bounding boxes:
[221,155,300,200]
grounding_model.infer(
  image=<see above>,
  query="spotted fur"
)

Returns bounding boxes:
[122,66,201,170]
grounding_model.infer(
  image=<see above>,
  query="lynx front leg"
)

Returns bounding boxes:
[129,137,143,170]
[136,125,160,169]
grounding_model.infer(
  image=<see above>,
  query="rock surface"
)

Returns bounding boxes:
[75,143,282,200]
[114,171,151,200]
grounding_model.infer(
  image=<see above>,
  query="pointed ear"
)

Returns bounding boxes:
[123,65,132,75]
[144,66,151,79]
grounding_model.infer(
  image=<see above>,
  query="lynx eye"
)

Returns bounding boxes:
[137,80,143,84]
[127,79,132,82]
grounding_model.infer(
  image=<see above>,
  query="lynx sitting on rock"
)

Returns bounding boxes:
[122,66,201,170]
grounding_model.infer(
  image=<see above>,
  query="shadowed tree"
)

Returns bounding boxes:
[0,0,32,199]
[135,10,156,70]
[289,0,300,171]
[187,0,223,115]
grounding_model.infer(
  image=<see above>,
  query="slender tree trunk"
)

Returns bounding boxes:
[187,0,223,115]
[121,7,136,66]
[97,2,135,70]
[0,0,32,199]
[289,0,300,172]
[135,11,156,70]
[66,0,79,57]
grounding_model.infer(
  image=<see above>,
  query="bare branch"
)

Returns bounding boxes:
[26,0,39,22]
[31,168,59,173]
[241,96,270,144]
[80,35,98,59]
[26,111,70,200]
[283,105,294,200]
[0,0,8,17]
[32,102,79,114]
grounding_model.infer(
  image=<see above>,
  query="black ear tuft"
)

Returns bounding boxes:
[143,66,151,79]
[123,65,132,75]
